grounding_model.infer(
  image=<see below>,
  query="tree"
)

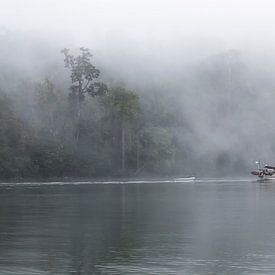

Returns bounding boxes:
[61,48,108,141]
[35,78,64,139]
[0,90,30,178]
[101,86,140,174]
[139,126,175,174]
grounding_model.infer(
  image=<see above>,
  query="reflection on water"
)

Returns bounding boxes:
[0,180,275,274]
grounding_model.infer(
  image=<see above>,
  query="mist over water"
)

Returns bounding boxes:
[2,2,275,274]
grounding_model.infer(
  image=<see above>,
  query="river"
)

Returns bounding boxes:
[0,179,275,274]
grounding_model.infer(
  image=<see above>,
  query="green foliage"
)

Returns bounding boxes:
[100,87,141,174]
[0,90,28,178]
[35,78,67,139]
[0,49,181,180]
[62,48,108,142]
[61,48,108,103]
[139,126,175,174]
[102,87,140,122]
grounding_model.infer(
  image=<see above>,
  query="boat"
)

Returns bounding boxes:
[251,161,275,181]
[173,177,195,182]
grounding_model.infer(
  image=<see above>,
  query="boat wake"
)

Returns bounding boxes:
[0,177,263,187]
[0,177,196,187]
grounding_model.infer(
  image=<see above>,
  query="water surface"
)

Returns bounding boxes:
[0,179,275,274]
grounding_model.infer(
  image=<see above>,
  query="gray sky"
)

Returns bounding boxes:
[1,0,275,50]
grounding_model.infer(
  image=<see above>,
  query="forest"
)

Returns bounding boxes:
[0,30,274,180]
[0,39,181,179]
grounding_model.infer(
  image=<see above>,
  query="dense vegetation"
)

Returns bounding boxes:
[1,30,275,180]
[0,47,181,179]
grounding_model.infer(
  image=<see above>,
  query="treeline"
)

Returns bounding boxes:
[0,48,180,179]
[1,34,274,179]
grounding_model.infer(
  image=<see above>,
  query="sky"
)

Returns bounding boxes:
[1,0,275,50]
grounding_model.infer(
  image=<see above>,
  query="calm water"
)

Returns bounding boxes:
[0,179,275,274]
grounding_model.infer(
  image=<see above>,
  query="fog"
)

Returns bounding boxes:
[2,0,275,47]
[1,0,275,177]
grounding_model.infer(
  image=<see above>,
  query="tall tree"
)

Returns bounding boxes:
[0,90,28,178]
[102,86,140,174]
[61,48,107,141]
[35,78,63,139]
